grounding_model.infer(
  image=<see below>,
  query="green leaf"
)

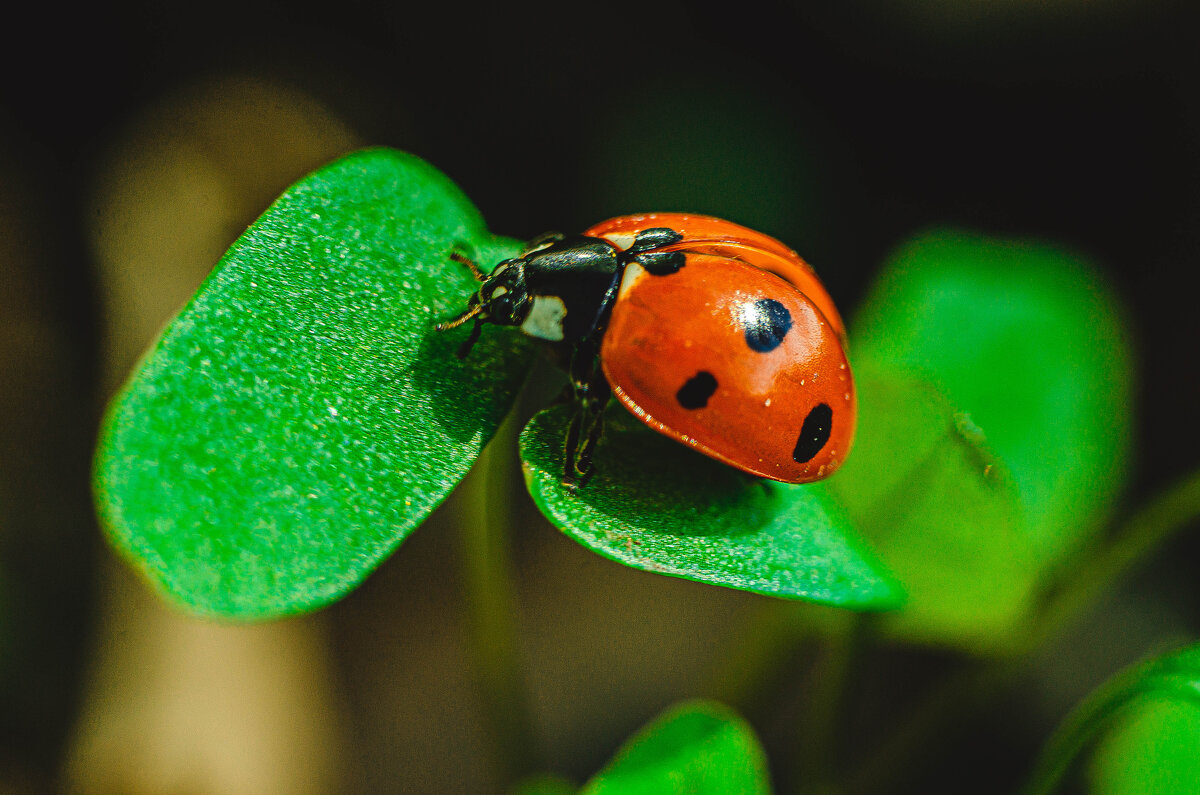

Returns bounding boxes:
[94,148,536,618]
[827,364,1031,650]
[1087,696,1200,795]
[581,700,771,795]
[520,406,902,610]
[1025,643,1200,795]
[852,229,1132,562]
[836,230,1132,650]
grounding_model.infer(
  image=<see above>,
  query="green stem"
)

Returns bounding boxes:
[796,614,864,795]
[1024,469,1200,652]
[459,416,538,786]
[847,468,1200,794]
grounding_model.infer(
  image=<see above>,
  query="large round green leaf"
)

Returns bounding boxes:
[520,406,903,610]
[834,229,1132,651]
[827,363,1029,651]
[94,148,535,618]
[852,229,1132,562]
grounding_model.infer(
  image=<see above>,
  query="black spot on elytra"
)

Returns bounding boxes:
[743,299,793,352]
[635,250,686,275]
[676,371,718,409]
[793,403,832,463]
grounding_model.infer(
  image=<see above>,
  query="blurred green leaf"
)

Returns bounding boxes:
[582,700,771,795]
[520,406,903,610]
[837,230,1132,650]
[1025,643,1200,795]
[853,229,1132,561]
[828,363,1029,650]
[94,148,535,618]
[1087,696,1200,795]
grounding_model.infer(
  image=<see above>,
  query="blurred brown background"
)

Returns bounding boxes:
[1,1,1198,792]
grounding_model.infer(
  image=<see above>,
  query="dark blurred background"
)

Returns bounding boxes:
[1,1,1197,792]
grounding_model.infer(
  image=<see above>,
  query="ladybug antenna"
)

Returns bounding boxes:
[449,250,487,281]
[434,303,482,332]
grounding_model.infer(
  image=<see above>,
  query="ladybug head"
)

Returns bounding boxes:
[436,258,533,359]
[475,260,533,327]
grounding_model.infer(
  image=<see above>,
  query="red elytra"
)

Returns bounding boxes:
[586,213,855,483]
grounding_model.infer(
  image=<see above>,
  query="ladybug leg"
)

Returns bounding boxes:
[454,318,484,359]
[572,377,611,488]
[562,409,585,485]
[563,387,610,490]
[433,298,485,359]
[562,342,610,490]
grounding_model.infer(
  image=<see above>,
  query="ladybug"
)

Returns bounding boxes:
[436,213,855,489]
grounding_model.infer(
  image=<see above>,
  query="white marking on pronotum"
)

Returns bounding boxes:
[521,296,568,341]
[602,232,637,250]
[490,285,508,300]
[617,261,648,300]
